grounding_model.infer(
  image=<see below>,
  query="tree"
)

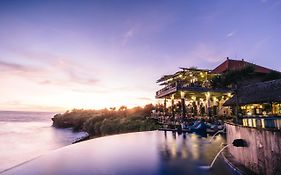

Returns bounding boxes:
[263,71,281,82]
[118,105,127,117]
[211,65,255,120]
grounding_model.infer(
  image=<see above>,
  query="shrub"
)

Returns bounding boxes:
[52,105,158,138]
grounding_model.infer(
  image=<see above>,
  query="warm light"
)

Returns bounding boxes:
[261,119,265,128]
[180,91,185,98]
[171,140,177,158]
[205,92,210,98]
[213,97,218,102]
[182,148,188,159]
[248,119,253,126]
[243,119,248,126]
[253,119,256,127]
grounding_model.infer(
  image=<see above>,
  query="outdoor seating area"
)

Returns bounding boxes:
[154,58,281,132]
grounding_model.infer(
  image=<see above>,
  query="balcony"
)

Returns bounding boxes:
[156,82,230,98]
[156,83,178,98]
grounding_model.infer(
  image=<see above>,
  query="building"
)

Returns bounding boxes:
[211,58,273,74]
[155,58,279,120]
[224,79,281,117]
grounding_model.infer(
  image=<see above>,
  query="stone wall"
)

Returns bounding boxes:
[226,123,281,175]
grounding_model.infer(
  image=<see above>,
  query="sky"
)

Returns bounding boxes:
[0,0,281,111]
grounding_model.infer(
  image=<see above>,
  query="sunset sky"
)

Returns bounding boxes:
[0,0,281,111]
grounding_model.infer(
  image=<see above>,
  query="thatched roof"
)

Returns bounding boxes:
[223,79,281,106]
[156,74,174,83]
[156,68,211,84]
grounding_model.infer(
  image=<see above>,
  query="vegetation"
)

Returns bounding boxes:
[211,65,255,89]
[52,104,159,139]
[210,65,255,118]
[263,71,281,82]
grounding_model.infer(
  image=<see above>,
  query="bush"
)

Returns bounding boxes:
[52,105,158,138]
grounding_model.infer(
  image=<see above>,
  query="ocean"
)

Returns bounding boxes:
[0,111,88,172]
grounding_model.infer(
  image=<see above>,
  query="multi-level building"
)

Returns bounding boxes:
[155,58,278,119]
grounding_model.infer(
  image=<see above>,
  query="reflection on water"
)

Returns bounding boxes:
[242,117,281,129]
[158,131,229,175]
[3,131,235,175]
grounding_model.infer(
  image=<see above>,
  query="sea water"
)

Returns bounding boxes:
[0,111,87,172]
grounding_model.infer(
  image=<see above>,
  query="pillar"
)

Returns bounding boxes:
[180,91,186,118]
[191,96,197,116]
[205,92,211,117]
[164,98,167,116]
[171,94,175,120]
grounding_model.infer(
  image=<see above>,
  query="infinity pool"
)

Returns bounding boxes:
[2,131,236,175]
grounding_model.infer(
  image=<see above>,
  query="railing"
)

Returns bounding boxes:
[156,81,230,98]
[156,83,178,98]
[155,82,209,98]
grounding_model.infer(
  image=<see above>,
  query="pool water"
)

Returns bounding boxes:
[2,131,237,175]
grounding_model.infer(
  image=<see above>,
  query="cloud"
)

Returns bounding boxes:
[226,31,236,37]
[137,97,153,101]
[249,37,271,56]
[179,43,231,68]
[0,44,102,86]
[0,100,65,112]
[67,69,99,85]
[0,60,22,70]
[122,26,138,46]
[0,45,58,64]
[0,54,100,88]
[125,28,134,38]
[0,60,36,73]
